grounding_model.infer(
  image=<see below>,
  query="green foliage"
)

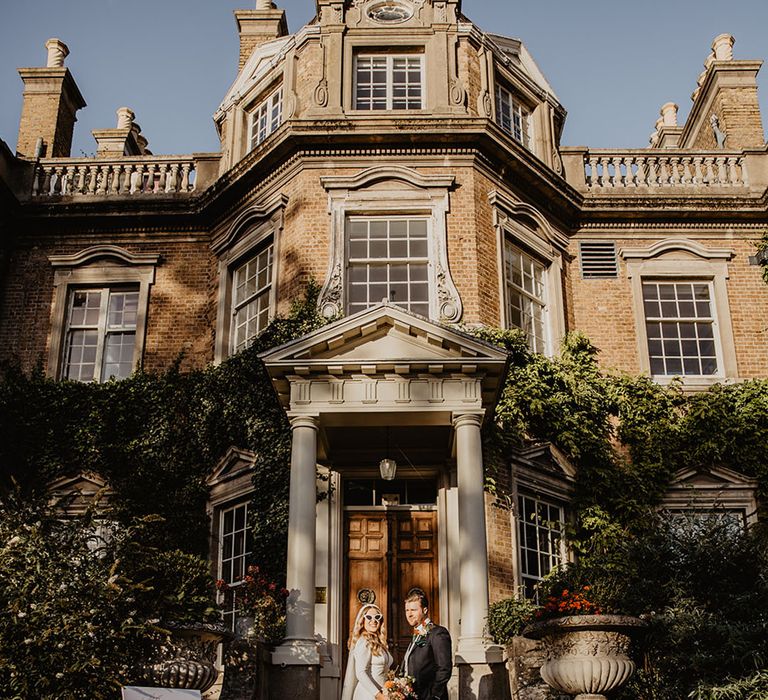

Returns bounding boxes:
[0,282,328,581]
[692,670,768,700]
[487,596,537,644]
[0,494,216,699]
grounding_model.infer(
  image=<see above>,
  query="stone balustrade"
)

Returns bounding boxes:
[559,147,761,194]
[31,156,198,197]
[581,150,748,190]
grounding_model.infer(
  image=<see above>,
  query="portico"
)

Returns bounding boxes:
[261,303,509,699]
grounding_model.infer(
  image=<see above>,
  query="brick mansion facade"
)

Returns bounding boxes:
[1,1,767,698]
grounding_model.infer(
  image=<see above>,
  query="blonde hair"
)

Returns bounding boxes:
[348,604,388,656]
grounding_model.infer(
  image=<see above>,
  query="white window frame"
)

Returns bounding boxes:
[248,87,283,151]
[318,166,462,323]
[353,53,425,111]
[345,216,431,317]
[47,246,158,381]
[622,239,737,388]
[206,447,258,634]
[516,492,567,600]
[503,241,548,354]
[61,287,140,382]
[641,280,720,378]
[495,83,532,148]
[213,198,284,362]
[491,192,566,356]
[231,242,274,354]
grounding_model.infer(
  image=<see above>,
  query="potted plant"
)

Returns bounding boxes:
[523,567,647,700]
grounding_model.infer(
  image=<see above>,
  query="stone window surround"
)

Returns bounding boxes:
[47,245,158,380]
[621,238,737,388]
[494,81,533,148]
[213,196,285,362]
[318,165,462,323]
[342,35,433,113]
[490,190,566,356]
[237,74,285,162]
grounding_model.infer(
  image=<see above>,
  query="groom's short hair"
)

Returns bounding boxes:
[405,587,428,609]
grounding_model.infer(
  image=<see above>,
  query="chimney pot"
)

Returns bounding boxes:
[116,107,135,130]
[660,102,679,127]
[45,38,69,68]
[712,33,735,61]
[255,0,273,9]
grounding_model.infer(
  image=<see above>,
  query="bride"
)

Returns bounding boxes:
[341,603,393,700]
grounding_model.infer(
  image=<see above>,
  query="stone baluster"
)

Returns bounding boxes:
[704,157,716,184]
[648,157,660,187]
[587,156,599,188]
[740,158,749,187]
[96,165,107,195]
[669,157,680,185]
[76,165,86,193]
[624,156,636,187]
[727,157,739,185]
[32,167,41,196]
[110,165,122,194]
[635,156,648,186]
[181,163,192,192]
[692,157,703,184]
[716,157,727,185]
[129,165,141,194]
[53,167,65,195]
[680,157,692,185]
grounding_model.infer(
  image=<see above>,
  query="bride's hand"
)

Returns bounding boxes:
[375,693,386,700]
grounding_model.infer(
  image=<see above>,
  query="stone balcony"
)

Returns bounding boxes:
[561,146,768,198]
[8,151,222,201]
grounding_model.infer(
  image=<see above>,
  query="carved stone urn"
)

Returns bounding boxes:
[145,622,233,693]
[523,614,647,700]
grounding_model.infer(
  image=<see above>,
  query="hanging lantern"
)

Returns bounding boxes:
[379,458,397,481]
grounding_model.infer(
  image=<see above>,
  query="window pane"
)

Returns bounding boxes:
[642,281,718,376]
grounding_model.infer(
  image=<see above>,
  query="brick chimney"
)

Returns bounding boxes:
[16,38,86,158]
[234,1,288,71]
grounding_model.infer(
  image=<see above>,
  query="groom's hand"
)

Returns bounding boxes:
[375,693,386,700]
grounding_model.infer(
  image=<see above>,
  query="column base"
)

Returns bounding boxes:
[268,662,320,700]
[455,637,504,664]
[271,638,321,666]
[456,660,509,700]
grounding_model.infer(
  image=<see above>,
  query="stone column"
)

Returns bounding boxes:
[273,414,321,667]
[452,412,504,700]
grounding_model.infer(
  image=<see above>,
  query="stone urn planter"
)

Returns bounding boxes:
[145,621,233,693]
[523,614,647,700]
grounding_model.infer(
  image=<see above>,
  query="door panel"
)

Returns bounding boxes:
[344,510,438,667]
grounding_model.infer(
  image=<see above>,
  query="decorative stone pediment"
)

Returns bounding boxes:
[260,303,509,418]
[206,446,257,508]
[662,465,758,523]
[510,441,576,502]
[48,472,113,515]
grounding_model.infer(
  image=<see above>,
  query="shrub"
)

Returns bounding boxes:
[0,494,216,699]
[487,597,537,644]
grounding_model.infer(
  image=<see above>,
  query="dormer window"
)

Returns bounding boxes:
[248,87,282,151]
[496,84,531,148]
[354,53,424,110]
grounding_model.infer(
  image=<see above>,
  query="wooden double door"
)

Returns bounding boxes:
[344,510,439,666]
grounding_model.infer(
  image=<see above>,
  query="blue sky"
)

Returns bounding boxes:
[1,0,766,156]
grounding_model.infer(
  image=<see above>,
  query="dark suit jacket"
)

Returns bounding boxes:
[405,624,452,700]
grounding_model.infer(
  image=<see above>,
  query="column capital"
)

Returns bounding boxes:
[289,414,320,431]
[451,411,484,429]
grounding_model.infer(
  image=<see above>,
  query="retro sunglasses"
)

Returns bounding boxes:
[364,613,383,622]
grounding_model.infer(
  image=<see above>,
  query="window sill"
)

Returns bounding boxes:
[651,375,737,392]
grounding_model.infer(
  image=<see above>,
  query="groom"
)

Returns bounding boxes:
[401,587,452,700]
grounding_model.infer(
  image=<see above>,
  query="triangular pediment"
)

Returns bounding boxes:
[206,446,257,488]
[669,465,757,490]
[260,303,509,370]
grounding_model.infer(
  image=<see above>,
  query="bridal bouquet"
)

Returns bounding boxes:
[383,671,416,699]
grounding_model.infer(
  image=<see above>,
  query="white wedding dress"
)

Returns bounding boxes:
[340,637,393,700]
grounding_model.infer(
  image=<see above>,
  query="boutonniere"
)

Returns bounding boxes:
[413,618,434,646]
